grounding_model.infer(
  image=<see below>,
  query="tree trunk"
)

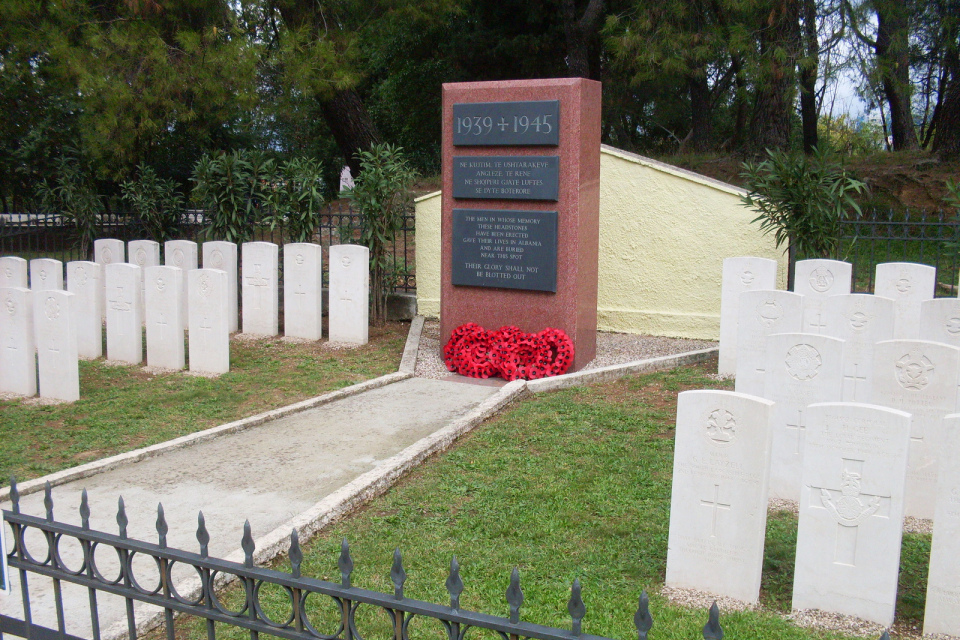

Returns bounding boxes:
[934,15,960,159]
[681,73,714,152]
[748,0,802,154]
[798,0,819,153]
[875,0,919,150]
[560,0,605,80]
[319,89,382,176]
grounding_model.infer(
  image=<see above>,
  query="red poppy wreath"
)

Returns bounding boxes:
[443,323,574,381]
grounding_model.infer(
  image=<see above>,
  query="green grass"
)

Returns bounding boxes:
[1,322,408,486]
[165,361,929,640]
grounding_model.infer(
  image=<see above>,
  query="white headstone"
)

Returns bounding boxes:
[875,262,936,339]
[34,290,79,401]
[823,294,895,402]
[128,239,160,317]
[0,287,36,396]
[329,244,369,345]
[765,332,845,501]
[165,240,198,329]
[924,413,960,636]
[733,290,803,396]
[792,402,911,626]
[665,390,775,603]
[284,243,323,340]
[871,339,960,519]
[241,242,279,336]
[29,258,63,291]
[920,298,960,349]
[794,259,852,335]
[67,261,103,359]
[189,269,229,374]
[339,165,355,193]
[95,238,125,319]
[0,256,28,288]
[718,257,778,376]
[202,241,238,332]
[105,263,143,364]
[144,266,184,370]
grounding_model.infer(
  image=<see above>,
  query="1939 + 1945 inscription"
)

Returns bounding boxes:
[453,100,559,146]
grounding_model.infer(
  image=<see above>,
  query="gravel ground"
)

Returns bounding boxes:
[414,319,717,379]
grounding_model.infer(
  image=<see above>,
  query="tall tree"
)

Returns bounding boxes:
[930,0,960,157]
[561,0,606,80]
[848,0,920,150]
[747,0,803,154]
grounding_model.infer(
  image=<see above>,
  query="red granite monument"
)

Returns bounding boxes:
[440,78,601,371]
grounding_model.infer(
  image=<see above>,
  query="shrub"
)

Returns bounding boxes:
[346,143,418,326]
[120,164,184,243]
[740,147,867,258]
[36,155,103,259]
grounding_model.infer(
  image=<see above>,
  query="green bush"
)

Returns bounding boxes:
[36,155,103,259]
[120,164,184,243]
[740,147,867,258]
[190,150,273,243]
[346,143,417,325]
[263,157,326,243]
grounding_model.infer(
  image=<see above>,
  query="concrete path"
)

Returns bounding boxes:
[1,377,499,638]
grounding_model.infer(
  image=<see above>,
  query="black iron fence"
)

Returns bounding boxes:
[793,207,960,295]
[0,480,734,640]
[0,202,416,293]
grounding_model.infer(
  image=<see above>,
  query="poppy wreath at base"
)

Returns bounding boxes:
[443,323,574,380]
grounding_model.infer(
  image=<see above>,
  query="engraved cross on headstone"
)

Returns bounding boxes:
[199,316,213,344]
[786,408,808,454]
[156,313,168,343]
[844,363,868,401]
[294,283,307,310]
[809,458,889,566]
[699,484,731,538]
[108,286,133,336]
[245,263,270,310]
[808,311,828,334]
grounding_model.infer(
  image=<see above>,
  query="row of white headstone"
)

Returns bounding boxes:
[671,257,960,631]
[0,240,371,402]
[665,389,960,634]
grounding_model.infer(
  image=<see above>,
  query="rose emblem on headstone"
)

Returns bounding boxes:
[784,344,822,380]
[705,409,737,447]
[341,256,352,268]
[44,296,60,320]
[295,254,304,265]
[809,267,834,293]
[740,270,755,286]
[896,352,934,390]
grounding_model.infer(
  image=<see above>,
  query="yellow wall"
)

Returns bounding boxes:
[415,145,788,340]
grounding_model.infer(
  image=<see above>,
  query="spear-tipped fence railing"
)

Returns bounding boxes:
[0,478,886,640]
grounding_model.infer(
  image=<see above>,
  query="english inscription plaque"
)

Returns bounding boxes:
[452,209,557,292]
[453,100,560,146]
[453,156,559,201]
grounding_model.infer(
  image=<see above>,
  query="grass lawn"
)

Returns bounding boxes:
[0,321,408,487]
[167,360,929,640]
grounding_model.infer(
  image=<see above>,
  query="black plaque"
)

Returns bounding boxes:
[452,156,559,201]
[451,209,557,292]
[453,100,560,146]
